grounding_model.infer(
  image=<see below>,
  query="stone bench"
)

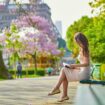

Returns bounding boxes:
[74,80,105,105]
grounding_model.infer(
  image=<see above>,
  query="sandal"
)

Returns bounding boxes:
[58,96,69,102]
[48,89,61,96]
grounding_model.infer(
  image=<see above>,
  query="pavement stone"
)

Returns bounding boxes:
[0,76,78,105]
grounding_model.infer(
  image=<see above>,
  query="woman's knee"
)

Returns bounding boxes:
[60,67,66,76]
[60,67,68,80]
[61,67,65,72]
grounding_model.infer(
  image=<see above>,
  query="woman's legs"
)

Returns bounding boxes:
[49,67,69,98]
[62,76,68,98]
[54,68,67,90]
[54,68,69,100]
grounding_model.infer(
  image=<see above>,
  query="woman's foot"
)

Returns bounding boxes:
[58,96,69,102]
[48,88,61,96]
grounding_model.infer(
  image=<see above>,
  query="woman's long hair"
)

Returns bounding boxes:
[74,32,89,57]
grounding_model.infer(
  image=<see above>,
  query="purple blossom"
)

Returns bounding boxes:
[51,50,61,55]
[0,35,6,46]
[12,15,52,35]
[11,15,61,57]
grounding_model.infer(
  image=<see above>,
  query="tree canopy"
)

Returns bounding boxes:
[66,15,105,63]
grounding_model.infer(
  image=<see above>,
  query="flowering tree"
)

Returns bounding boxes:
[0,1,61,78]
[13,15,56,40]
[11,15,61,73]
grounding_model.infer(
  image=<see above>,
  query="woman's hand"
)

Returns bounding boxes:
[69,65,75,69]
[65,65,70,69]
[65,64,75,69]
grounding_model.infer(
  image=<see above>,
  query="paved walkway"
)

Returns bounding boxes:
[0,76,78,105]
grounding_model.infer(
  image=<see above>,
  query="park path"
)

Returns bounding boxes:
[0,76,78,105]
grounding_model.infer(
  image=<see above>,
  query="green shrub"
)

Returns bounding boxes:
[9,68,45,76]
[36,69,45,76]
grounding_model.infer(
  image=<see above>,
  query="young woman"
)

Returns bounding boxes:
[48,32,91,102]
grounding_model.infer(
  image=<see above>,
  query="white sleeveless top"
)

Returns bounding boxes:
[78,54,90,80]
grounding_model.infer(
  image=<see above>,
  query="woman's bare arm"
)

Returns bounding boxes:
[69,56,89,69]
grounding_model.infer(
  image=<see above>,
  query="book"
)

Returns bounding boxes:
[63,62,70,68]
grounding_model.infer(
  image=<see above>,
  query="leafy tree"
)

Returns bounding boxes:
[89,0,105,15]
[4,24,22,77]
[66,16,92,57]
[66,15,105,63]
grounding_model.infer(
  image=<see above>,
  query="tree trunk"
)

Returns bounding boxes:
[32,52,37,74]
[0,51,12,79]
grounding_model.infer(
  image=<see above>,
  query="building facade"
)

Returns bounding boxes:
[0,0,61,39]
[55,21,63,36]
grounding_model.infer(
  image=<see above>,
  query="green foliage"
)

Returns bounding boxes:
[66,16,92,48]
[9,68,45,76]
[89,0,105,16]
[10,24,19,33]
[66,16,92,57]
[36,69,45,76]
[5,24,22,65]
[9,69,34,75]
[0,45,3,50]
[89,0,105,8]
[9,52,20,65]
[66,15,105,63]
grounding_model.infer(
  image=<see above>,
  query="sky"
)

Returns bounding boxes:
[44,0,93,39]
